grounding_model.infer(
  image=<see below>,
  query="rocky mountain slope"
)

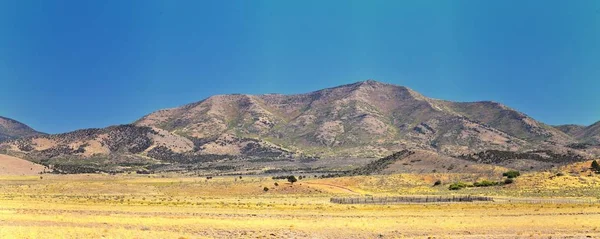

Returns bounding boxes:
[580,122,600,144]
[1,80,596,173]
[556,121,600,145]
[135,80,575,157]
[0,116,44,141]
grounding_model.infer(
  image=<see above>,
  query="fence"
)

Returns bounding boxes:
[492,197,599,204]
[330,195,493,204]
[330,196,600,205]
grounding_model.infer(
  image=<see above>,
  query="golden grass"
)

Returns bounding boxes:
[1,171,600,238]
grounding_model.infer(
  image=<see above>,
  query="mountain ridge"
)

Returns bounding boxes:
[2,80,599,173]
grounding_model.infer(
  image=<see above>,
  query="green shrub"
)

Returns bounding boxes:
[556,172,565,177]
[448,182,468,190]
[433,180,442,186]
[504,178,514,184]
[503,170,521,178]
[473,180,499,187]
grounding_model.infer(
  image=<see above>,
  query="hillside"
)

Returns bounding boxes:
[136,80,577,157]
[1,80,596,174]
[0,154,46,175]
[555,121,600,146]
[578,121,600,144]
[0,116,44,141]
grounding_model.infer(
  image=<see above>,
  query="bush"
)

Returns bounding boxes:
[473,180,499,187]
[263,187,269,192]
[274,182,279,186]
[503,170,521,178]
[433,180,442,186]
[448,182,469,190]
[592,160,600,173]
[287,175,298,184]
[504,178,514,184]
[556,172,565,177]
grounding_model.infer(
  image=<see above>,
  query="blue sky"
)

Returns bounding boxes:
[0,0,599,134]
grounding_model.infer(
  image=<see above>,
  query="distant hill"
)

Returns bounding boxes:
[0,116,44,141]
[1,80,597,174]
[555,121,600,144]
[580,121,600,144]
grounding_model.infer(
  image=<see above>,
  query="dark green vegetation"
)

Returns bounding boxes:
[461,150,585,164]
[348,150,415,175]
[287,175,298,184]
[473,180,500,187]
[592,160,600,173]
[503,170,521,179]
[448,172,519,190]
[448,182,470,190]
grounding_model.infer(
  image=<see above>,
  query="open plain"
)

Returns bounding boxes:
[2,164,600,238]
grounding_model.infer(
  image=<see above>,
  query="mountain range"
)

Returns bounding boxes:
[1,80,598,174]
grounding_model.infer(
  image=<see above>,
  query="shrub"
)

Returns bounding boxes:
[556,172,565,177]
[274,182,279,186]
[287,175,298,184]
[448,182,468,190]
[592,160,600,173]
[263,187,269,192]
[473,180,499,187]
[504,178,514,184]
[503,170,521,178]
[433,180,442,186]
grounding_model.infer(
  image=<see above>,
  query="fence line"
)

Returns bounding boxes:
[493,198,599,204]
[330,195,600,205]
[330,195,493,204]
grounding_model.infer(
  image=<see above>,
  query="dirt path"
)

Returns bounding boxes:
[304,181,360,195]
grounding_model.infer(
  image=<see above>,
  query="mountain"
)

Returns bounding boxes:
[555,121,600,144]
[135,80,572,157]
[580,121,600,144]
[0,80,594,173]
[0,116,44,141]
[555,124,587,137]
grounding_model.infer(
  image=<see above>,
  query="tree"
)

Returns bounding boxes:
[592,160,600,173]
[287,175,298,184]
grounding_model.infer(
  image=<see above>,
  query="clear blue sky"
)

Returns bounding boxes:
[1,0,599,134]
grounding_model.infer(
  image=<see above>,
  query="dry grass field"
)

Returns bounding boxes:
[2,163,600,238]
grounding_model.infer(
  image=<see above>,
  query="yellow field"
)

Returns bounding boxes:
[2,172,600,238]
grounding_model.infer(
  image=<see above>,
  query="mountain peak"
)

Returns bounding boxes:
[0,116,44,141]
